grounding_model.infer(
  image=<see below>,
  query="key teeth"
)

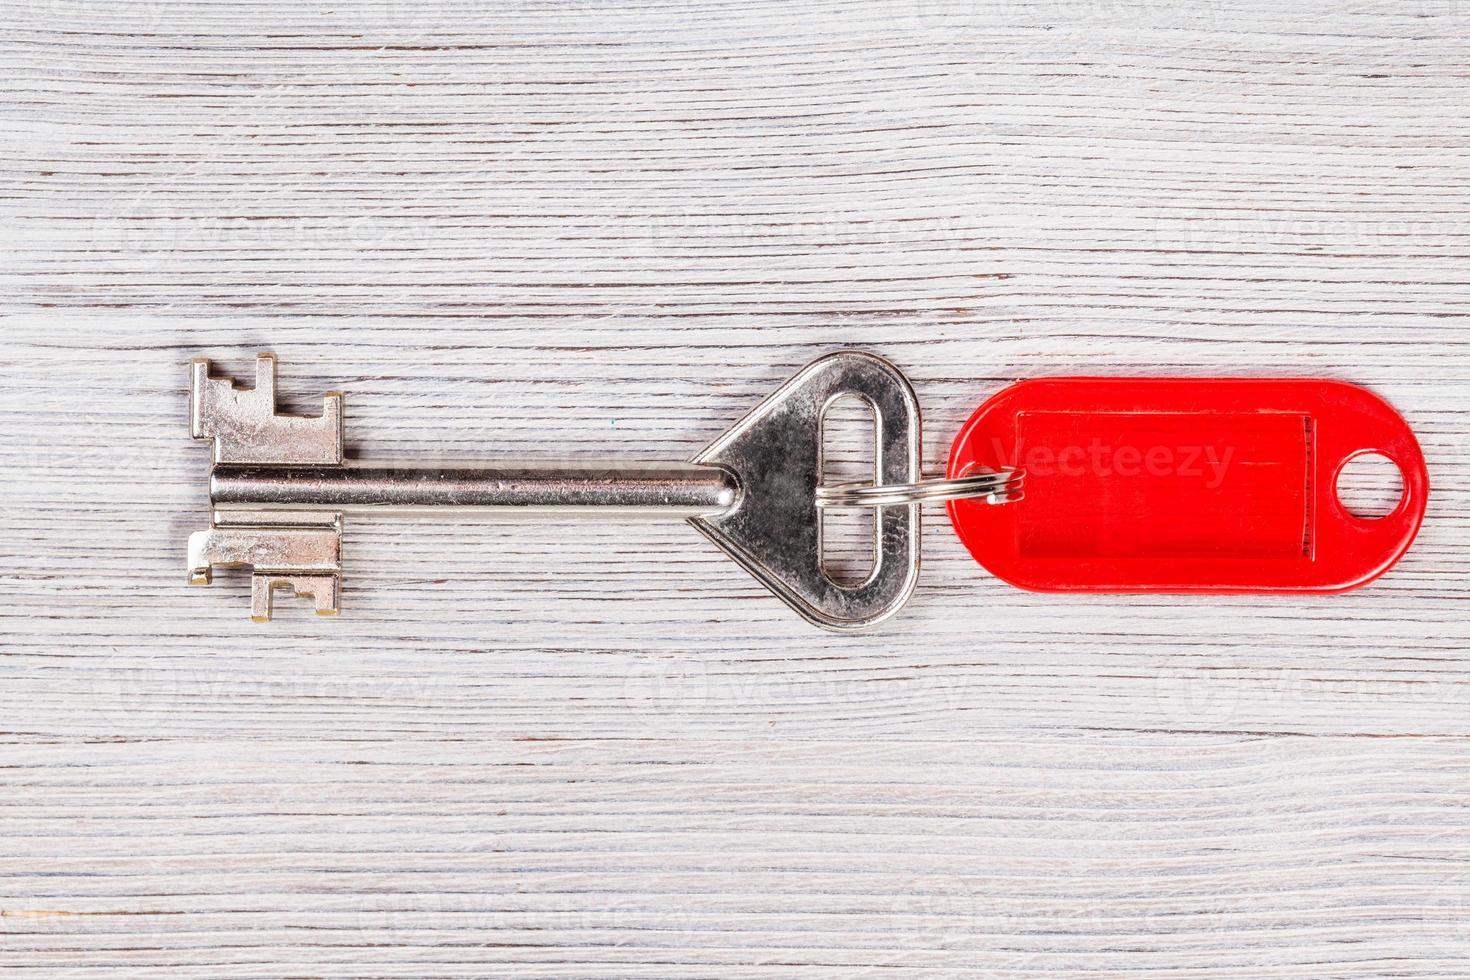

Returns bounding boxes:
[251,574,341,623]
[190,353,344,465]
[188,521,344,620]
[254,352,277,399]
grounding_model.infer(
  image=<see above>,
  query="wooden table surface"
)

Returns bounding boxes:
[4,1,1470,975]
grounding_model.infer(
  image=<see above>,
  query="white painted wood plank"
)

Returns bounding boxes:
[3,0,1470,974]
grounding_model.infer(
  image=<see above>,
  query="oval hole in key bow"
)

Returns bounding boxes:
[820,393,879,587]
[945,378,1429,593]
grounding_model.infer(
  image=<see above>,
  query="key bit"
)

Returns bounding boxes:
[188,354,347,618]
[190,354,343,465]
[187,516,343,622]
[186,351,925,630]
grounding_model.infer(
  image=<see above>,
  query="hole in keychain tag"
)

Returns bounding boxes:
[946,378,1428,593]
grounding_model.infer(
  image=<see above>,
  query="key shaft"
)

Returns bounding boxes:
[211,462,739,518]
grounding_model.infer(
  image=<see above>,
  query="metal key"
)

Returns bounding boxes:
[187,351,1021,631]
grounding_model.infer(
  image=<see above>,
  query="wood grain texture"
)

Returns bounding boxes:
[3,0,1470,974]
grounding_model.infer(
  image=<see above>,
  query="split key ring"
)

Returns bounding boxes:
[815,469,1025,509]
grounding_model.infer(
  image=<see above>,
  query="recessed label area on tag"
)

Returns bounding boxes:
[946,378,1427,594]
[1009,411,1310,561]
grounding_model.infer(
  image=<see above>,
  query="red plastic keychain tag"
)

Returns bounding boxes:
[946,379,1428,593]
